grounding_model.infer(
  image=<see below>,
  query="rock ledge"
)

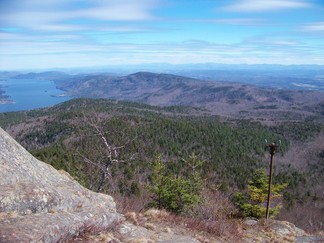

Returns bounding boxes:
[0,127,121,242]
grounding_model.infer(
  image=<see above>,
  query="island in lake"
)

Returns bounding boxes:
[0,86,14,105]
[51,93,69,98]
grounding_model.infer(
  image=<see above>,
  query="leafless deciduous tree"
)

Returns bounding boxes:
[76,112,135,192]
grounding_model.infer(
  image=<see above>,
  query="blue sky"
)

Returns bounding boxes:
[0,0,324,70]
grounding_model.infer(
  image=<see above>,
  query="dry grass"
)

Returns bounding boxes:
[114,189,243,241]
[62,219,123,242]
[278,200,324,233]
[113,193,149,214]
[125,212,138,225]
[144,223,156,231]
[178,189,242,239]
[0,211,19,220]
[48,208,57,214]
[126,238,154,243]
[144,208,171,221]
[89,232,120,242]
[185,216,241,238]
[140,207,242,241]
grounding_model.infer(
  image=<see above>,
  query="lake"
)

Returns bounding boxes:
[0,79,71,113]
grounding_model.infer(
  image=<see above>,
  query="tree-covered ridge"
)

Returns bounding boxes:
[2,99,285,188]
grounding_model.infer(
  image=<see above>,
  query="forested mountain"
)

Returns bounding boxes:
[1,98,323,232]
[52,72,324,121]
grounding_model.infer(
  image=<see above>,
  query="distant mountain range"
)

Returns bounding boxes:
[50,71,323,121]
[0,68,323,121]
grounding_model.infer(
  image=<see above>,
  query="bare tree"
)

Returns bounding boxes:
[76,112,135,192]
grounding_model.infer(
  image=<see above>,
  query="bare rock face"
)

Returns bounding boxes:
[0,127,121,242]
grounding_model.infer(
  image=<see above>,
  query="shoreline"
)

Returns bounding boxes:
[0,99,15,105]
[50,93,69,98]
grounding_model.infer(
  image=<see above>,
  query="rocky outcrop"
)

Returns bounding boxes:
[0,127,121,242]
[241,219,324,243]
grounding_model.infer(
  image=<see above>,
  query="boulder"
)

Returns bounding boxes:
[0,127,121,242]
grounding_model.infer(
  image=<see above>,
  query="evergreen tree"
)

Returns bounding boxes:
[234,169,287,218]
[148,155,203,214]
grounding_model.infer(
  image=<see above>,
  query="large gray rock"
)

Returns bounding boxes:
[0,127,121,242]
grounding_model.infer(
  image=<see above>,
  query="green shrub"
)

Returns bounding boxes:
[148,155,203,214]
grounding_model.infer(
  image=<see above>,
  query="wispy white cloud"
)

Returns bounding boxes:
[78,1,158,21]
[2,35,323,69]
[302,22,324,32]
[192,18,266,26]
[35,24,84,32]
[0,0,161,31]
[0,32,22,40]
[222,0,312,12]
[242,37,303,47]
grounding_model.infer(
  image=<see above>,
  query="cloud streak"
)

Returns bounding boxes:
[0,0,161,31]
[302,22,324,32]
[222,0,312,12]
[1,36,323,68]
[190,18,266,26]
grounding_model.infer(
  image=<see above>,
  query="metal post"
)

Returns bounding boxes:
[266,143,276,220]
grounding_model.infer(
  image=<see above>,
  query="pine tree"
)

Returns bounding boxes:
[234,168,287,218]
[148,155,203,214]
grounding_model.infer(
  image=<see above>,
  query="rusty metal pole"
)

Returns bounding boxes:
[266,143,276,220]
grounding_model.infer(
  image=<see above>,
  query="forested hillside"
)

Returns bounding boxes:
[1,98,323,232]
[53,72,324,122]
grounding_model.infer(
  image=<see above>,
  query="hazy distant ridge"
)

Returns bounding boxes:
[50,71,322,120]
[0,69,323,120]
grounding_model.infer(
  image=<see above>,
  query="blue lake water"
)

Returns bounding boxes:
[0,79,71,113]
